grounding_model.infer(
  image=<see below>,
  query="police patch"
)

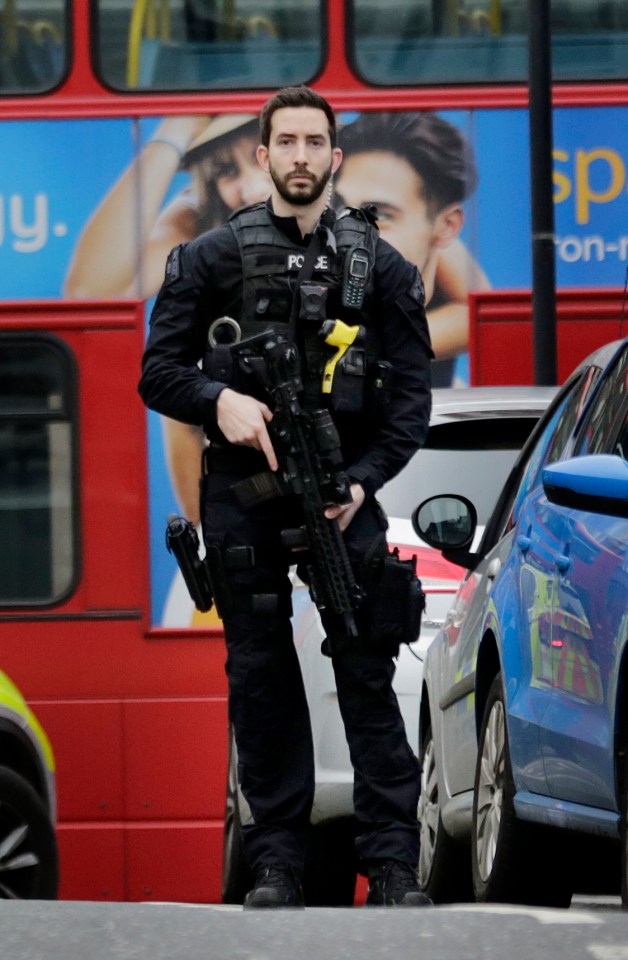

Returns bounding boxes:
[286,253,330,271]
[164,245,182,284]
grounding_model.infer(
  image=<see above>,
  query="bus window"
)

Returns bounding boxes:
[95,0,324,91]
[349,0,628,86]
[0,335,76,605]
[0,0,66,93]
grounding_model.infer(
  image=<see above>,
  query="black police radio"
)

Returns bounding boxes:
[342,246,372,309]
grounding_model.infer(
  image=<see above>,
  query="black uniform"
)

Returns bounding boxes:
[139,199,433,875]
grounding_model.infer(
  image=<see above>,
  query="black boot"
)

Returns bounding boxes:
[365,860,433,907]
[243,864,305,909]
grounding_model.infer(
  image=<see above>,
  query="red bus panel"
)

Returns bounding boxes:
[469,289,627,385]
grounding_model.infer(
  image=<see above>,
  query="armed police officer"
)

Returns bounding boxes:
[139,86,433,909]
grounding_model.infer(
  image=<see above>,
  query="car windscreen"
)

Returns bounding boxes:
[378,416,539,526]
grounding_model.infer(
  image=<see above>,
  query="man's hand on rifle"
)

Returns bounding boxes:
[324,483,365,532]
[216,387,278,471]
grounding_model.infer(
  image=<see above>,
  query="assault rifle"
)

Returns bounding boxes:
[232,330,363,652]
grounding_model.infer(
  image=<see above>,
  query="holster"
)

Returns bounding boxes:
[362,548,426,657]
[204,543,281,621]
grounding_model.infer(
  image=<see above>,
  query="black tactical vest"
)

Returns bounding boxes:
[214,202,383,412]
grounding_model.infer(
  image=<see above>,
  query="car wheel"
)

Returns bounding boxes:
[418,726,473,903]
[221,731,252,904]
[303,818,358,906]
[472,674,572,908]
[622,748,628,910]
[0,765,59,899]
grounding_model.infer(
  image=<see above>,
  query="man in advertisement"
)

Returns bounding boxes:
[336,111,489,386]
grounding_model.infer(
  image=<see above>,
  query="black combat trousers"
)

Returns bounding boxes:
[201,468,421,874]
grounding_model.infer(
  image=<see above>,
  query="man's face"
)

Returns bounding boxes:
[258,106,341,207]
[335,151,438,271]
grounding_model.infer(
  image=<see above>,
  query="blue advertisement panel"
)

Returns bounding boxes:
[2,107,627,624]
[474,107,628,290]
[0,119,136,297]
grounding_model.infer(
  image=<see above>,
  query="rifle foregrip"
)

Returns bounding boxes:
[305,506,361,634]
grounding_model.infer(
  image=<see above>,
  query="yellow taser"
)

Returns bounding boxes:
[320,319,364,394]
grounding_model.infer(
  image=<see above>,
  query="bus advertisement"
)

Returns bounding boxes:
[1,0,628,903]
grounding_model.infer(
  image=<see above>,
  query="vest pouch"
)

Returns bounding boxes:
[203,345,233,386]
[255,287,292,323]
[327,346,367,413]
[362,549,426,658]
[203,344,261,398]
[365,360,394,424]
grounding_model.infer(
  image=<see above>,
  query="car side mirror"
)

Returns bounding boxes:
[412,495,478,552]
[542,454,628,519]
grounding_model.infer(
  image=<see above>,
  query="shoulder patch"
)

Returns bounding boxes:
[164,245,183,285]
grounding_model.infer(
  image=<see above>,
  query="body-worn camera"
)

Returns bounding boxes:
[299,283,329,322]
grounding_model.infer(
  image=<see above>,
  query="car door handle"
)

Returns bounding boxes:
[517,535,531,554]
[487,558,501,581]
[555,554,571,573]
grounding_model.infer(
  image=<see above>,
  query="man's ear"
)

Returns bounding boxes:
[331,147,343,175]
[257,144,270,172]
[433,203,463,249]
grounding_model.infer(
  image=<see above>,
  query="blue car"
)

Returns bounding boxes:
[415,338,628,908]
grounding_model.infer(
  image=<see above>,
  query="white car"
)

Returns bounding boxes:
[222,386,556,905]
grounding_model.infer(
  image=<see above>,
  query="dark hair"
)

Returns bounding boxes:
[184,119,262,234]
[338,111,477,213]
[260,85,337,148]
[194,173,231,236]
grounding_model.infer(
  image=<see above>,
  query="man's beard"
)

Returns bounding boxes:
[269,161,333,206]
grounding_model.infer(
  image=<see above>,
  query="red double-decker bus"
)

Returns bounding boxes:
[1,0,628,902]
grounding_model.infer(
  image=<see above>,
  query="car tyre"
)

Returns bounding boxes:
[472,674,572,907]
[0,765,59,899]
[418,725,472,903]
[221,731,252,904]
[622,746,628,910]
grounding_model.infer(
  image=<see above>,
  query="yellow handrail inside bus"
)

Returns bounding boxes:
[441,1,502,37]
[442,0,460,35]
[219,0,237,39]
[126,0,277,88]
[2,0,63,59]
[248,16,278,38]
[2,0,18,54]
[489,0,501,35]
[127,0,171,87]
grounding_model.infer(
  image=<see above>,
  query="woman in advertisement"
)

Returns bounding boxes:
[64,113,272,625]
[64,113,269,300]
[64,113,272,530]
